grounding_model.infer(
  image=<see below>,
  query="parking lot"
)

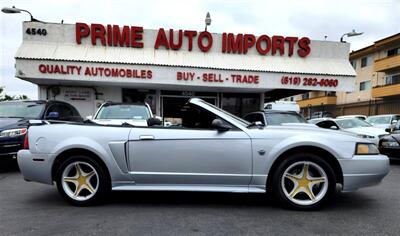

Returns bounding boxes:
[0,159,398,236]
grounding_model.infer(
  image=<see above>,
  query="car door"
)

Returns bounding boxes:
[127,103,252,187]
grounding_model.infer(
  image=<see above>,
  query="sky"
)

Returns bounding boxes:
[0,0,399,99]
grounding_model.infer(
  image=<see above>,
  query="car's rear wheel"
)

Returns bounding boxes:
[271,153,336,210]
[55,155,109,206]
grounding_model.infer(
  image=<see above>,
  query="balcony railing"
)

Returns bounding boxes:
[374,54,400,72]
[372,83,400,98]
[296,95,337,108]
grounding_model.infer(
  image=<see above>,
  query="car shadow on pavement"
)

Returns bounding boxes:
[0,159,19,173]
[23,183,379,212]
[102,188,376,211]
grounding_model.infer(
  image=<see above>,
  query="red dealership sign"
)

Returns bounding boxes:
[75,23,311,57]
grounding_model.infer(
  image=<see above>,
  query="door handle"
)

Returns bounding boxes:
[139,135,155,140]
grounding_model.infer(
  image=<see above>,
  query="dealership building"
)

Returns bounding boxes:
[14,21,356,118]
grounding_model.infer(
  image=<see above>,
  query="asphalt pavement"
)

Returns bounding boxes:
[1,159,400,236]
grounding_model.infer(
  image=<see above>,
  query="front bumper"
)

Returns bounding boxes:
[339,154,389,192]
[17,150,55,185]
[379,147,400,160]
[0,137,24,158]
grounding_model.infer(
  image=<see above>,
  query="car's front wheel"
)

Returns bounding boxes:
[55,155,109,206]
[271,153,336,210]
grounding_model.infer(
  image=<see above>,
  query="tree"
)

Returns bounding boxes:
[0,87,29,101]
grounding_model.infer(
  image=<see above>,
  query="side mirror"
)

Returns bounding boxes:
[392,120,398,124]
[86,115,93,120]
[254,121,264,126]
[385,128,392,133]
[147,117,162,126]
[329,126,338,130]
[46,112,60,120]
[211,118,232,131]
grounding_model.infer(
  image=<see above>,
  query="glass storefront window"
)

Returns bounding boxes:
[222,93,260,117]
[122,89,156,114]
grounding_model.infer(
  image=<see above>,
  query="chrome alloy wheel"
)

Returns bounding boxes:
[61,161,99,201]
[281,161,328,206]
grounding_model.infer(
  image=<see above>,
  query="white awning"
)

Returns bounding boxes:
[15,41,356,77]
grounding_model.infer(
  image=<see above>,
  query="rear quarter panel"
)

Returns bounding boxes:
[28,124,132,182]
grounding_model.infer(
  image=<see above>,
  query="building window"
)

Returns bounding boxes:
[361,57,369,68]
[387,48,399,57]
[350,60,356,69]
[301,93,309,100]
[325,91,336,96]
[359,81,371,91]
[385,73,400,85]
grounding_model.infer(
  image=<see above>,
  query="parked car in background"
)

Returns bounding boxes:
[366,114,400,130]
[243,110,312,127]
[379,121,400,161]
[18,98,389,210]
[0,100,82,159]
[336,115,367,120]
[312,118,388,145]
[87,102,153,126]
[307,118,326,124]
[264,101,300,113]
[310,111,334,119]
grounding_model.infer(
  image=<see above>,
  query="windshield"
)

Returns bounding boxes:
[0,102,45,119]
[366,116,391,125]
[335,118,372,129]
[95,104,151,120]
[265,113,307,125]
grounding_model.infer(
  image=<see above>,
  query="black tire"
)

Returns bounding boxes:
[55,155,110,206]
[270,153,336,210]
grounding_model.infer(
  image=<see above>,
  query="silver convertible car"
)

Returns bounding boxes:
[17,98,389,210]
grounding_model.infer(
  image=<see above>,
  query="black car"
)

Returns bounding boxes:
[379,121,400,160]
[0,100,83,159]
[243,110,308,126]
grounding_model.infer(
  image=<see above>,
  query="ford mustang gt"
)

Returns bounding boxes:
[17,98,389,210]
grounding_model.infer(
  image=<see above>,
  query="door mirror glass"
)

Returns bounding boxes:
[147,117,162,126]
[211,118,232,131]
[46,111,60,120]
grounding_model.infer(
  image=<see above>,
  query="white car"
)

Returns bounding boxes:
[336,115,367,120]
[88,102,153,126]
[313,118,388,145]
[366,114,400,130]
[264,101,300,113]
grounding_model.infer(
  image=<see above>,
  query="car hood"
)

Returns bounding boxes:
[380,133,400,144]
[91,119,148,126]
[345,127,388,137]
[371,124,390,129]
[0,118,28,131]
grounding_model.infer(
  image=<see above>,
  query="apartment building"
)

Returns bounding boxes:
[288,33,400,118]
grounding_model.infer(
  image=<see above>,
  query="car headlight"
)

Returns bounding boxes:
[0,128,27,138]
[381,141,400,147]
[355,143,380,155]
[357,134,375,139]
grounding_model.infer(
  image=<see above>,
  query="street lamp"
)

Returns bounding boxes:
[1,6,40,22]
[340,29,363,42]
[205,12,211,31]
